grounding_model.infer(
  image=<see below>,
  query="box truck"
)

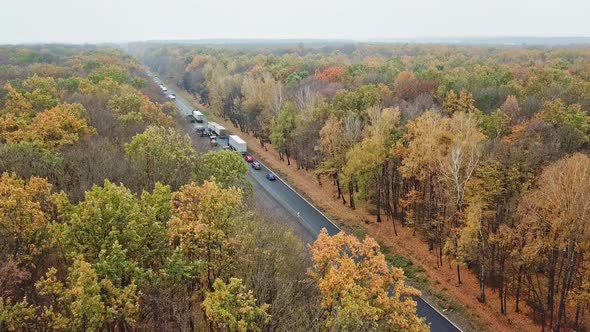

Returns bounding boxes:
[213,124,227,137]
[207,122,218,135]
[207,122,227,137]
[228,135,247,154]
[192,110,204,123]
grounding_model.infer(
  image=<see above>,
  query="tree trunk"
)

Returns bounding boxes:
[375,174,382,223]
[546,248,558,330]
[479,263,485,303]
[515,265,523,313]
[349,180,355,209]
[336,174,346,204]
[498,255,506,314]
[555,248,578,332]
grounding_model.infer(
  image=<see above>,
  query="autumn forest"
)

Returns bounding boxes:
[132,42,590,331]
[1,42,590,332]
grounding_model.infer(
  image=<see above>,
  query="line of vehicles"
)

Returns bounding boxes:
[153,77,454,328]
[155,75,276,181]
[197,115,272,179]
[159,83,176,100]
[185,108,272,178]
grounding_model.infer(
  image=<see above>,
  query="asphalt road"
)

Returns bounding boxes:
[156,76,462,332]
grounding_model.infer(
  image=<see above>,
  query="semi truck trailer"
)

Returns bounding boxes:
[228,135,247,154]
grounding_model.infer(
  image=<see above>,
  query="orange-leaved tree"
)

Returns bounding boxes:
[308,229,429,332]
[27,103,95,149]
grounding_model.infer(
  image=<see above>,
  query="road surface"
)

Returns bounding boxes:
[156,76,463,332]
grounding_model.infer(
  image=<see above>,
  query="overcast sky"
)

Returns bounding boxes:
[1,0,589,44]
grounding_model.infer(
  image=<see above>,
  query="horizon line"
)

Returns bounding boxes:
[3,35,590,46]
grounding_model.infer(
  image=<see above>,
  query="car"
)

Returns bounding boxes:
[266,173,276,181]
[168,94,176,100]
[244,155,254,163]
[251,161,261,170]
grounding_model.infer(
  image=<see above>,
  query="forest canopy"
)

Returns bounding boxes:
[0,45,427,332]
[130,42,590,331]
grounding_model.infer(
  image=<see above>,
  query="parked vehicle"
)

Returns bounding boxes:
[266,173,276,181]
[195,124,205,135]
[208,122,226,136]
[213,123,227,137]
[192,110,204,123]
[244,155,254,163]
[228,135,247,154]
[168,93,176,100]
[251,161,261,170]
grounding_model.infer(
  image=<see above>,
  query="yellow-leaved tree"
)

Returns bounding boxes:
[169,180,243,290]
[309,229,429,332]
[515,153,590,331]
[202,278,270,332]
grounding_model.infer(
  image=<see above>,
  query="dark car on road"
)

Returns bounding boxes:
[244,155,254,163]
[266,173,276,181]
[251,161,261,170]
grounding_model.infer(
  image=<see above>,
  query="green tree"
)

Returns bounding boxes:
[476,109,511,139]
[36,256,140,331]
[332,84,382,116]
[168,180,243,290]
[270,101,295,164]
[108,91,173,126]
[538,99,590,150]
[0,142,62,183]
[56,180,168,276]
[202,278,270,332]
[22,74,59,112]
[0,298,36,331]
[36,258,105,332]
[125,126,197,189]
[316,114,361,205]
[343,107,402,222]
[199,150,250,191]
